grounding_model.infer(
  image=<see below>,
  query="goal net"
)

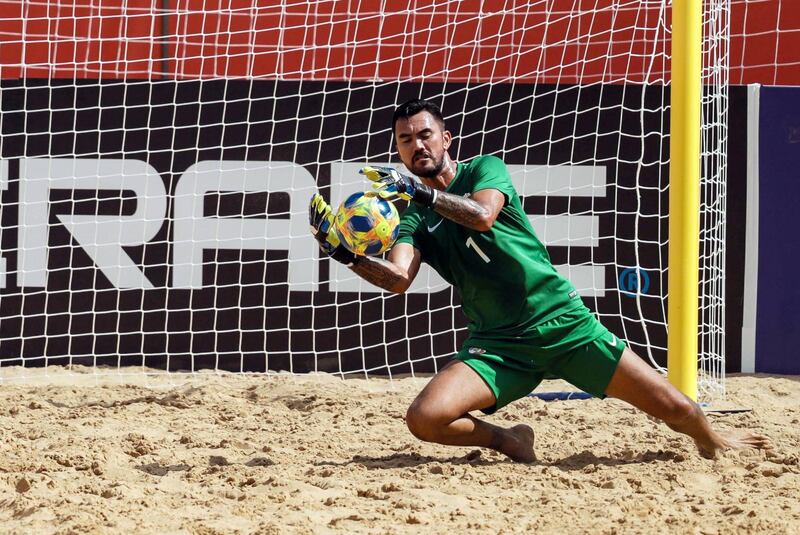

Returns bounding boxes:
[0,1,732,402]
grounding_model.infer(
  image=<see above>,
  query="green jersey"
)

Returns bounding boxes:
[395,155,583,339]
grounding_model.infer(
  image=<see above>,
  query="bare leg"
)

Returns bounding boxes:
[405,361,536,463]
[605,348,771,458]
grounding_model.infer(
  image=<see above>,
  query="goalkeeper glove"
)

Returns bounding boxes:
[308,194,359,267]
[360,166,438,208]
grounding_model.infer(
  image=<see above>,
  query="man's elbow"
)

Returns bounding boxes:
[389,279,411,294]
[474,213,495,232]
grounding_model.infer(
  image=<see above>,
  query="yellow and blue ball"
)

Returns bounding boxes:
[334,192,400,256]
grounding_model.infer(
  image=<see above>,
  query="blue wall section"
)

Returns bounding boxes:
[756,87,800,373]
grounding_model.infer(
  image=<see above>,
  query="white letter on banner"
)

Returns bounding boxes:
[507,164,606,297]
[172,161,317,290]
[0,160,7,289]
[18,158,167,289]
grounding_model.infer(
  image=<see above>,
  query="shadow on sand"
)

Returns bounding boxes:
[314,448,686,470]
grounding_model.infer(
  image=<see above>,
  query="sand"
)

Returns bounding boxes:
[0,366,798,535]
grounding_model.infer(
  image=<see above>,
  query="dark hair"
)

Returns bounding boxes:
[392,99,445,133]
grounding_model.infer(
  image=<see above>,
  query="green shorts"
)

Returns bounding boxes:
[455,307,625,414]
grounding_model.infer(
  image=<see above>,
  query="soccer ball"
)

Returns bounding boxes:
[333,192,400,256]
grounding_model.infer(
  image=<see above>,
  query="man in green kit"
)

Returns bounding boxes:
[309,98,769,462]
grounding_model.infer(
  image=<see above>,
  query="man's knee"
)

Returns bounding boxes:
[405,401,450,442]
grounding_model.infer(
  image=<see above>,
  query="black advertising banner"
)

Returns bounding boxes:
[0,80,747,373]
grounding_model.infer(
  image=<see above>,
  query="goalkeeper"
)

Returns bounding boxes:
[309,98,770,462]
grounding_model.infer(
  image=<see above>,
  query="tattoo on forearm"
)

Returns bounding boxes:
[352,256,404,291]
[434,191,491,229]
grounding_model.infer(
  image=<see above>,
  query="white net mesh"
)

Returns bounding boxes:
[699,0,730,400]
[0,1,759,402]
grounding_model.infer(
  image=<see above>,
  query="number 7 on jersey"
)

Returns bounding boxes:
[466,236,491,263]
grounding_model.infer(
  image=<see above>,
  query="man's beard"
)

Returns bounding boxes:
[411,152,447,178]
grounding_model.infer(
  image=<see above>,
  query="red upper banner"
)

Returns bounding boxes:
[2,0,798,85]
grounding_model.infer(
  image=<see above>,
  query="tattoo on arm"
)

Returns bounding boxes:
[433,191,491,230]
[351,256,406,292]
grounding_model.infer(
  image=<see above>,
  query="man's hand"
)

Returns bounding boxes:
[308,194,358,266]
[360,166,437,208]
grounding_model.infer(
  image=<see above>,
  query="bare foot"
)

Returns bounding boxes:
[696,431,772,459]
[500,424,536,463]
